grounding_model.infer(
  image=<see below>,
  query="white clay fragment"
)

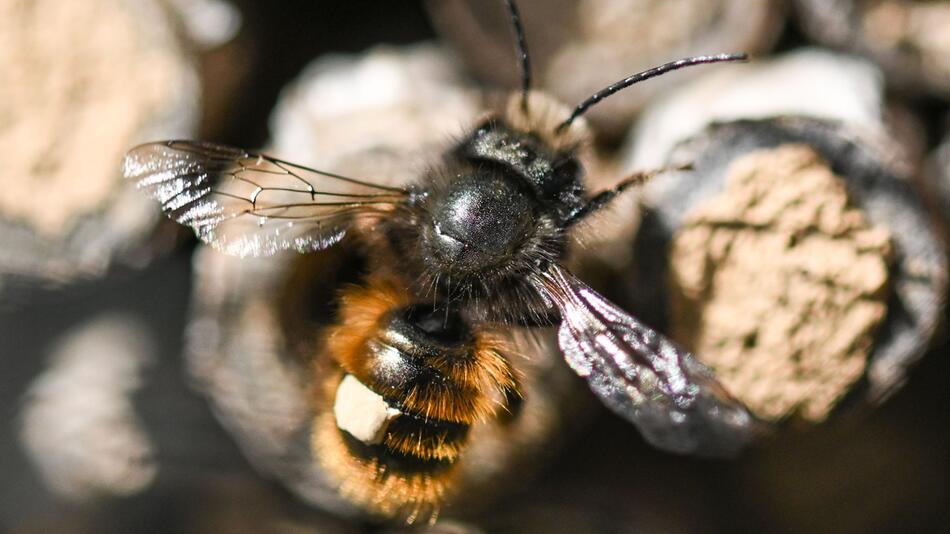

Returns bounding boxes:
[333,375,401,445]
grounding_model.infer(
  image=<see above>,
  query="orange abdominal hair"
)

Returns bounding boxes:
[312,276,520,522]
[325,276,517,423]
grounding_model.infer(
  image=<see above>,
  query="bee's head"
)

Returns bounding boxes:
[415,116,580,289]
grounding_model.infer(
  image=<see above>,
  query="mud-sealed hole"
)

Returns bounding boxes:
[667,144,894,422]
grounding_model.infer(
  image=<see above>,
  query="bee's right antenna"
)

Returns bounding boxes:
[503,0,532,113]
[555,53,749,134]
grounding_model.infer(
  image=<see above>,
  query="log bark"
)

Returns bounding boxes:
[0,0,200,293]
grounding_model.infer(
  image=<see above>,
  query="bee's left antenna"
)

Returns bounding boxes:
[555,53,748,133]
[503,0,531,113]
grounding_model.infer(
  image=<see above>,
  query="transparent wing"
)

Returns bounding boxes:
[122,140,410,257]
[538,266,762,457]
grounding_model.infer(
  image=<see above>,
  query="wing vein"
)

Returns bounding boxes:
[123,140,409,257]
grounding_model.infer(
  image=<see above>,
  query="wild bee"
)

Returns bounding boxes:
[123,0,759,523]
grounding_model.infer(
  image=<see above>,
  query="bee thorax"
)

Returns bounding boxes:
[425,173,535,272]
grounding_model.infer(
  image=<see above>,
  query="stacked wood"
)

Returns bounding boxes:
[0,0,201,293]
[797,0,950,97]
[428,0,783,138]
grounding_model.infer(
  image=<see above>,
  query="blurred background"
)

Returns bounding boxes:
[2,0,949,532]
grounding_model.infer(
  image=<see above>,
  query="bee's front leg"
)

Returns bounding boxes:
[564,163,692,226]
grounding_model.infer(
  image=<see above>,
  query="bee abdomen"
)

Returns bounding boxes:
[330,284,515,425]
[332,372,471,465]
[314,278,519,521]
[314,371,468,522]
[312,406,455,522]
[383,413,469,461]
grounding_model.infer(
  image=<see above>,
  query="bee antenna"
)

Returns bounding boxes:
[503,0,532,113]
[555,53,748,134]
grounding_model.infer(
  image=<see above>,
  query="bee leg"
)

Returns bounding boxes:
[564,164,693,226]
[563,186,629,226]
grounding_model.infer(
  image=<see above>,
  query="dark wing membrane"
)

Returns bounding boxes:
[122,140,409,257]
[539,266,762,457]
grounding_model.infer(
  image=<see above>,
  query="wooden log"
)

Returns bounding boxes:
[582,49,916,276]
[925,122,950,246]
[0,0,201,294]
[625,118,946,423]
[427,0,783,138]
[623,49,898,170]
[796,0,950,97]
